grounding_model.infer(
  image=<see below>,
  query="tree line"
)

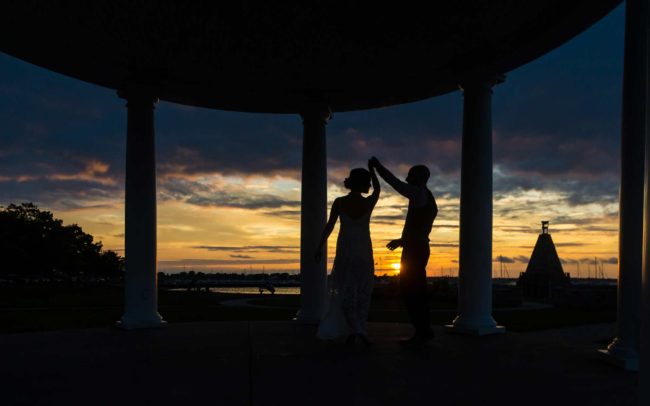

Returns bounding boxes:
[0,203,123,282]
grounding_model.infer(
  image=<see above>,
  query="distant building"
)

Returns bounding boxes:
[517,221,571,299]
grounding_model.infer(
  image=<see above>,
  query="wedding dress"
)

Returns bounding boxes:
[317,207,374,340]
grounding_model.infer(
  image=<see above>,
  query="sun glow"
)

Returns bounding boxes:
[391,263,401,272]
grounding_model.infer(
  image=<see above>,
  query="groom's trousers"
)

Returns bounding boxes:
[400,241,431,335]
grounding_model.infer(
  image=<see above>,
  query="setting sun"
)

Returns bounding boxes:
[391,263,401,272]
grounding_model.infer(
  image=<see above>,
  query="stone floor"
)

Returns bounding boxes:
[1,321,638,406]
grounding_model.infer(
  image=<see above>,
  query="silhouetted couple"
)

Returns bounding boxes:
[315,157,437,348]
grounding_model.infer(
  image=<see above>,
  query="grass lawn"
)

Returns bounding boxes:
[0,286,615,333]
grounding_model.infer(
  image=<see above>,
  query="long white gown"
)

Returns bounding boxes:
[317,207,375,340]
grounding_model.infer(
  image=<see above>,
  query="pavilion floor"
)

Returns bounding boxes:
[1,321,636,405]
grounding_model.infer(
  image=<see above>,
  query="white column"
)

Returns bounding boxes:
[117,90,165,329]
[643,157,650,403]
[446,75,504,336]
[600,0,646,371]
[295,105,330,323]
[639,0,650,403]
[643,197,650,404]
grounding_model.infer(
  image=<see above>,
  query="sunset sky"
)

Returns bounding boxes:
[0,5,625,278]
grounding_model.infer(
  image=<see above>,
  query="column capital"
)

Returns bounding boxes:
[459,73,506,93]
[299,102,332,124]
[117,85,159,107]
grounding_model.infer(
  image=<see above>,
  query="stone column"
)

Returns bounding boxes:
[600,0,647,371]
[639,0,650,403]
[295,105,330,323]
[446,75,505,336]
[117,89,165,329]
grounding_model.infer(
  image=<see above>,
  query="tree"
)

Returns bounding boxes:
[0,202,124,281]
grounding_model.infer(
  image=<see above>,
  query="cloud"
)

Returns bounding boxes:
[601,257,618,264]
[191,245,300,254]
[584,226,617,232]
[373,214,406,222]
[158,176,300,209]
[555,242,588,247]
[495,225,533,233]
[0,159,119,187]
[494,256,516,263]
[230,254,253,259]
[264,209,301,219]
[185,194,299,209]
[575,257,618,264]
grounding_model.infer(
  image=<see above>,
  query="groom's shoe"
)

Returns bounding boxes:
[358,334,372,347]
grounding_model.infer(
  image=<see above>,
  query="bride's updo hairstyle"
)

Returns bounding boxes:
[344,168,371,192]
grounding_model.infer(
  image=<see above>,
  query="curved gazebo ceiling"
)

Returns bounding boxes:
[0,1,621,113]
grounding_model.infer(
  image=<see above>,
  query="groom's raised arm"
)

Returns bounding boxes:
[370,157,419,199]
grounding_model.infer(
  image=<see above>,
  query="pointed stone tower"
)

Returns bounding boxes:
[517,221,571,299]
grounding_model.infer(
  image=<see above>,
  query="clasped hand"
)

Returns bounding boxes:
[386,238,403,251]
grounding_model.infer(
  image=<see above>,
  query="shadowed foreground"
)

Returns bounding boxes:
[1,321,636,405]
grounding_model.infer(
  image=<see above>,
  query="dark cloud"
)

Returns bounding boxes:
[435,222,459,229]
[263,209,301,220]
[158,177,300,209]
[155,110,303,177]
[185,194,299,209]
[373,214,406,222]
[584,226,618,232]
[230,254,253,259]
[494,255,531,265]
[496,225,533,233]
[552,214,619,227]
[0,178,122,212]
[514,255,530,263]
[191,245,299,254]
[555,242,588,247]
[494,256,516,263]
[575,257,617,264]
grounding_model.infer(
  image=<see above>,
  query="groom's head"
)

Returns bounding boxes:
[406,165,430,186]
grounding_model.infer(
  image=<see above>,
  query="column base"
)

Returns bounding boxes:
[597,349,639,371]
[117,314,167,330]
[445,315,505,336]
[444,323,505,336]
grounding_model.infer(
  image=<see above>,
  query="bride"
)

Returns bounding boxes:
[314,162,380,345]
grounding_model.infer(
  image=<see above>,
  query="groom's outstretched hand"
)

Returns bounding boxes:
[369,156,380,168]
[386,238,403,251]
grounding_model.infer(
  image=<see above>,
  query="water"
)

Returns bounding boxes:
[206,286,300,295]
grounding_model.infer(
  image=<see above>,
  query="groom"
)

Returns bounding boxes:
[369,156,437,347]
